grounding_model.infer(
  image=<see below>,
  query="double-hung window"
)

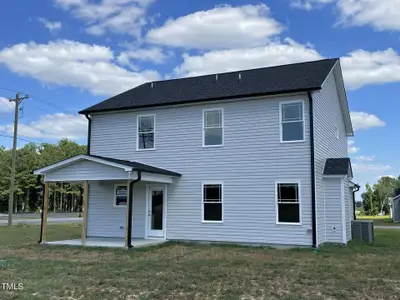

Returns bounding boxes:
[137,115,155,150]
[276,182,301,224]
[280,101,304,142]
[203,109,223,147]
[202,183,223,222]
[114,185,128,207]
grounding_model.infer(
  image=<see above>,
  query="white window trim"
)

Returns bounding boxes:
[136,114,156,151]
[202,108,224,147]
[279,100,306,143]
[335,125,340,140]
[201,181,224,223]
[113,184,128,208]
[275,180,302,225]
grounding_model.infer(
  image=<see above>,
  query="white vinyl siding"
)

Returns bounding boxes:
[90,94,313,246]
[313,66,349,246]
[323,177,344,243]
[87,181,146,239]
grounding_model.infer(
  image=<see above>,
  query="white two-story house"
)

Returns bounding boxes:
[34,58,356,248]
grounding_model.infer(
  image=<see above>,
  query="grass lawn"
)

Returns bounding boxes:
[357,215,400,226]
[1,225,400,300]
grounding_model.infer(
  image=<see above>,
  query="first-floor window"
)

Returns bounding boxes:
[276,182,300,224]
[202,183,223,222]
[114,185,127,207]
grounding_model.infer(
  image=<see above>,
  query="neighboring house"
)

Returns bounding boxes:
[34,58,357,248]
[392,194,400,222]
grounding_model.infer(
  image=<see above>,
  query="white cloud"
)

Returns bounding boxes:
[0,113,87,140]
[55,0,154,37]
[352,163,392,173]
[38,18,62,32]
[341,48,400,89]
[291,0,334,10]
[0,40,160,96]
[147,4,283,49]
[356,155,376,162]
[350,112,385,131]
[336,0,400,31]
[117,47,170,66]
[348,140,360,154]
[174,38,322,77]
[0,97,14,113]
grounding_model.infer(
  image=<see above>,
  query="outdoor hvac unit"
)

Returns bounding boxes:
[352,220,374,243]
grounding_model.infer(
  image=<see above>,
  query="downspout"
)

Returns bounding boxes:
[308,91,317,248]
[85,114,92,155]
[127,171,142,248]
[37,175,45,244]
[352,184,360,220]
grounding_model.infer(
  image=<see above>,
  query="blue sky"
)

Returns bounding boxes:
[0,0,398,196]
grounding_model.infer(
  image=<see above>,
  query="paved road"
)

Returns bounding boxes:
[375,225,400,229]
[0,217,82,226]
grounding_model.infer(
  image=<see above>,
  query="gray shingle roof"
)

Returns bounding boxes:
[90,155,181,177]
[79,58,338,114]
[323,158,352,176]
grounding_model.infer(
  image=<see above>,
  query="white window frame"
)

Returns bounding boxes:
[136,114,156,151]
[275,180,302,225]
[201,181,224,223]
[113,184,128,208]
[279,100,305,143]
[335,125,340,140]
[202,108,224,147]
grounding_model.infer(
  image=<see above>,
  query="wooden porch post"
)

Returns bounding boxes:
[125,180,131,248]
[81,181,89,245]
[41,182,50,243]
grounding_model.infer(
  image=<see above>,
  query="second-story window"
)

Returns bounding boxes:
[280,101,304,142]
[203,108,223,147]
[137,115,155,150]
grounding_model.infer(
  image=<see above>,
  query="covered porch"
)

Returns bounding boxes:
[34,154,181,248]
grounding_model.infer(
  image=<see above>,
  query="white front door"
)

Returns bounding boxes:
[147,186,165,238]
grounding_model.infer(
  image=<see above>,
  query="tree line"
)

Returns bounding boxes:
[361,176,400,216]
[0,139,86,213]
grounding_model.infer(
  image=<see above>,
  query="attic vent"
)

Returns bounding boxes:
[352,220,374,243]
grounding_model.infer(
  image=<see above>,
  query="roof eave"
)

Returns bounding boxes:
[78,87,321,115]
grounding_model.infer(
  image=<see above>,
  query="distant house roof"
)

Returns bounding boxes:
[323,158,353,177]
[79,58,339,114]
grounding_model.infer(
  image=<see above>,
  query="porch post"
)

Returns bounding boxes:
[81,181,89,245]
[125,180,131,248]
[41,182,50,243]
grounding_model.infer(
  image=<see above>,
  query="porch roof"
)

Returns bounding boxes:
[34,154,182,180]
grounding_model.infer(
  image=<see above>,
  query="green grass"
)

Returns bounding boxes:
[357,215,400,226]
[1,225,400,299]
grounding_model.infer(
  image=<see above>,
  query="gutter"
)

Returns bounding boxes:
[127,171,142,248]
[308,91,317,248]
[85,114,92,155]
[352,184,360,220]
[37,175,45,244]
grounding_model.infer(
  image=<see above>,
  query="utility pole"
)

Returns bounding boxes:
[8,93,29,226]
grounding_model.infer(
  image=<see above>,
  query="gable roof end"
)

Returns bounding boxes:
[79,58,339,114]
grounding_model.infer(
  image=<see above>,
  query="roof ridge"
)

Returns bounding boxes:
[149,58,339,85]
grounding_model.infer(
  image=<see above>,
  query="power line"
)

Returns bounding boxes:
[0,134,41,145]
